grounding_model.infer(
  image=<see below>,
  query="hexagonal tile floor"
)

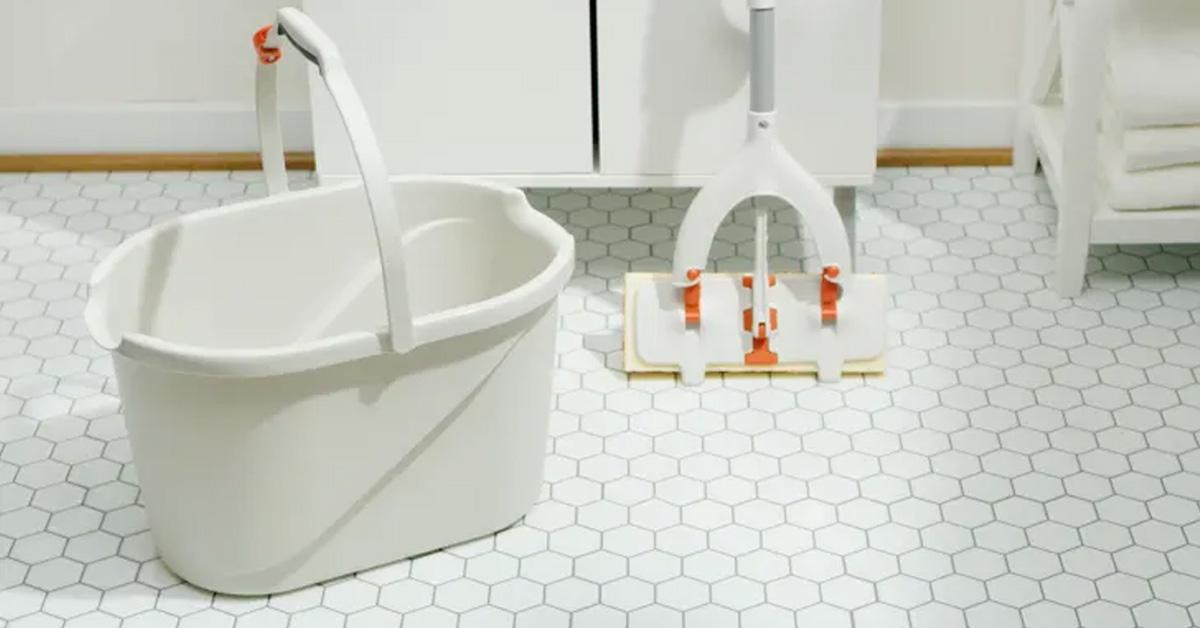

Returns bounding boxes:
[2,167,1199,628]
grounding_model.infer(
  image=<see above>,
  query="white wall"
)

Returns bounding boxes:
[0,0,1024,153]
[0,0,311,153]
[878,0,1025,147]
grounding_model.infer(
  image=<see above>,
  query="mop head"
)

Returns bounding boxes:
[623,272,887,376]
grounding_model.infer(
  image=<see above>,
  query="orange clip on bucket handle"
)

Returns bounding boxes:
[254,25,282,65]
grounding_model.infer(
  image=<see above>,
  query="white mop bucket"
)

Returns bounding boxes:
[84,8,573,595]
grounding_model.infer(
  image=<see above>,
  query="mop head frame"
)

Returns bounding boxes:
[624,272,888,377]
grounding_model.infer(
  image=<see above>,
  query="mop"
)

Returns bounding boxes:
[624,0,888,385]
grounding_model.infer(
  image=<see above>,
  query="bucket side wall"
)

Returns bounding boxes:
[114,303,558,594]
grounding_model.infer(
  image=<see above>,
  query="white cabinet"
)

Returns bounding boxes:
[307,0,880,187]
[306,0,594,178]
[597,0,881,186]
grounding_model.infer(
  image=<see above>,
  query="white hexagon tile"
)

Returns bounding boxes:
[2,167,1200,628]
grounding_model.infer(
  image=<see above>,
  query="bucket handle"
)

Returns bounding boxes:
[254,8,415,354]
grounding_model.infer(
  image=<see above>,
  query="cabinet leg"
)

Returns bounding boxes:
[834,186,857,271]
[1012,124,1039,174]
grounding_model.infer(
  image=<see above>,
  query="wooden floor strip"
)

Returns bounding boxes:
[877,147,1013,168]
[0,152,316,173]
[0,148,1012,173]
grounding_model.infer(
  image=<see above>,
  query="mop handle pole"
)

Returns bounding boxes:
[749,1,776,113]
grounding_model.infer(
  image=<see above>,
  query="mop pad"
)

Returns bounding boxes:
[624,273,888,376]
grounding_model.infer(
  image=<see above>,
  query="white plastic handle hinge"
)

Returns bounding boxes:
[275,12,329,68]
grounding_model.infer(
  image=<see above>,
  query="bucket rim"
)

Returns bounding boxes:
[86,176,575,377]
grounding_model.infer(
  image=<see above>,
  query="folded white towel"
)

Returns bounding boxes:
[1103,98,1200,171]
[1103,140,1200,211]
[1109,0,1200,128]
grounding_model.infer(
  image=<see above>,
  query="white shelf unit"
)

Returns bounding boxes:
[1014,0,1200,297]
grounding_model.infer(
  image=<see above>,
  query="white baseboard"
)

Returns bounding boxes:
[0,104,313,153]
[0,101,1013,154]
[878,101,1016,149]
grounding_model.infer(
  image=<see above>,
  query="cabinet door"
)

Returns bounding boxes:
[597,0,880,179]
[307,0,593,176]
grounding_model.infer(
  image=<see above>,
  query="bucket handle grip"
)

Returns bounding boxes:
[254,8,415,354]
